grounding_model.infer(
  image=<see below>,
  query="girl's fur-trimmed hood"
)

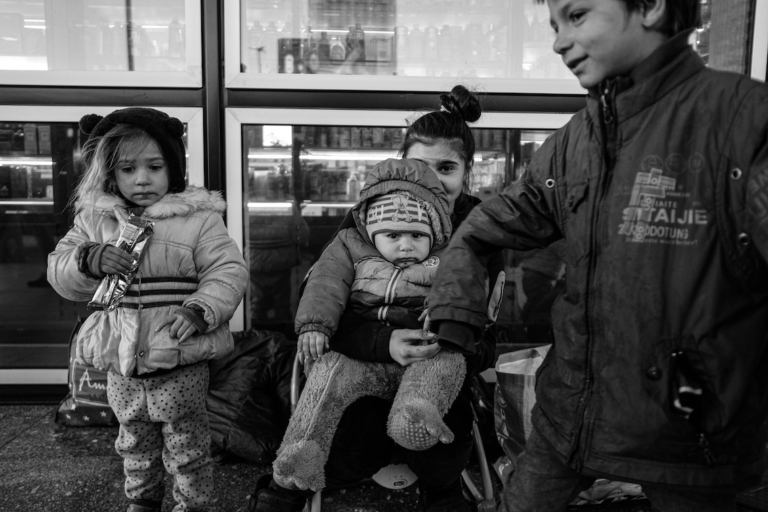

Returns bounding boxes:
[82,186,226,219]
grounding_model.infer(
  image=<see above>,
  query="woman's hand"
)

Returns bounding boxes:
[389,328,440,366]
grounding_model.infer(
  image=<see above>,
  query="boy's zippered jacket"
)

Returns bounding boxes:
[428,39,768,488]
[295,158,452,338]
[48,186,248,377]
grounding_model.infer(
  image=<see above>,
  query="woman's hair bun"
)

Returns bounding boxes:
[439,85,482,123]
[79,114,104,135]
[165,117,185,139]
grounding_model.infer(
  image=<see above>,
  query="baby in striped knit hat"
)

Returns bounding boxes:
[364,190,442,270]
[273,159,468,493]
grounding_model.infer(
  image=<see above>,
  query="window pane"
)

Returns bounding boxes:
[0,0,189,73]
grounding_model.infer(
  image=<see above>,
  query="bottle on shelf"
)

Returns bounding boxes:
[438,25,452,62]
[372,127,385,149]
[318,31,331,64]
[318,126,329,148]
[168,18,183,58]
[491,23,507,63]
[361,126,373,148]
[329,126,340,148]
[346,23,365,63]
[395,25,409,62]
[347,171,361,201]
[466,23,484,60]
[351,126,362,148]
[307,165,320,200]
[98,19,112,57]
[425,24,438,62]
[339,126,351,148]
[330,34,346,62]
[409,24,424,61]
[248,22,265,73]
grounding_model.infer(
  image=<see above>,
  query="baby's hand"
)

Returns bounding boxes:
[156,313,199,343]
[298,331,329,364]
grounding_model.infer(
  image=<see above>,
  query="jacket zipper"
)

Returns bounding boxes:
[698,432,715,465]
[567,83,617,470]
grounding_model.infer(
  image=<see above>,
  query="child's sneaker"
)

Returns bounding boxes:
[419,480,472,512]
[126,500,162,512]
[247,474,306,512]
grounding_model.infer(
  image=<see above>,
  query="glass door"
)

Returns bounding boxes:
[225,107,573,337]
[0,106,203,385]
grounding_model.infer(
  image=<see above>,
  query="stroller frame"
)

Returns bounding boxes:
[289,352,496,512]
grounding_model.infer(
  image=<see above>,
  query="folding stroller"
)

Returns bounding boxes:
[289,352,496,512]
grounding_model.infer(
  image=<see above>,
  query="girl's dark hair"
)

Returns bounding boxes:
[400,85,482,192]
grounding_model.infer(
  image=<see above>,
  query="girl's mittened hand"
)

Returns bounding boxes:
[156,313,199,343]
[99,245,134,275]
[298,331,329,364]
[389,328,440,367]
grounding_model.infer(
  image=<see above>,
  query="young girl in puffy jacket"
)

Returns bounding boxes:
[47,107,248,512]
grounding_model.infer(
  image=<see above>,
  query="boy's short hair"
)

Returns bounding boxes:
[538,0,700,36]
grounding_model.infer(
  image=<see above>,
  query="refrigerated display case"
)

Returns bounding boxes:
[0,106,203,387]
[225,108,573,336]
[0,0,202,87]
[225,0,768,92]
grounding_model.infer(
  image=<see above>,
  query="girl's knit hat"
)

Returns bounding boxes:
[78,107,186,192]
[365,191,439,246]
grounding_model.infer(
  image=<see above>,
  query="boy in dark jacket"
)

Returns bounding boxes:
[428,0,768,511]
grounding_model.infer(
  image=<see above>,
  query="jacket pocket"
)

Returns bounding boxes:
[145,329,181,370]
[642,337,717,464]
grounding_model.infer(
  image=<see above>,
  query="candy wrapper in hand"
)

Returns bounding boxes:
[88,214,154,312]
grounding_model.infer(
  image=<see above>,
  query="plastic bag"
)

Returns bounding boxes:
[493,344,551,465]
[493,344,645,505]
[54,318,118,427]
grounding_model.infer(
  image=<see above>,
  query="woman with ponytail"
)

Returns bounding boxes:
[249,86,503,512]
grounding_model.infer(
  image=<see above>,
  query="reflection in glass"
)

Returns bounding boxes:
[241,0,573,80]
[0,1,187,72]
[0,122,83,352]
[243,123,554,332]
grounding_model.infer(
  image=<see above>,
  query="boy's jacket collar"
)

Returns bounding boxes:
[86,186,226,219]
[589,29,702,122]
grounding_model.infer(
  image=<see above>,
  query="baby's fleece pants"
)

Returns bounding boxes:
[107,361,213,512]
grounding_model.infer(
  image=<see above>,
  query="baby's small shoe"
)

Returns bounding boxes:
[388,398,454,451]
